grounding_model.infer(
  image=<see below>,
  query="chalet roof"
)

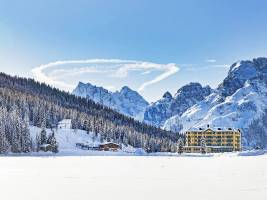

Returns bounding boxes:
[40,144,51,148]
[100,142,120,146]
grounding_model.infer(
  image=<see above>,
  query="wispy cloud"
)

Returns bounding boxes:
[205,59,217,63]
[141,70,152,75]
[31,59,179,92]
[138,63,178,92]
[48,67,109,79]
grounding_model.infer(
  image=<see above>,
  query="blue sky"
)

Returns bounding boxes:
[0,0,267,102]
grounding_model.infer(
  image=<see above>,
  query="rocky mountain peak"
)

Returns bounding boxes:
[119,86,138,96]
[72,82,148,120]
[219,57,267,97]
[144,82,212,127]
[253,57,267,69]
[174,82,212,102]
[162,91,172,99]
[174,82,211,99]
[120,86,131,92]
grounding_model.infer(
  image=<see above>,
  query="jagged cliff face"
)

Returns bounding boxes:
[163,58,267,148]
[143,83,212,127]
[72,82,116,107]
[72,83,149,121]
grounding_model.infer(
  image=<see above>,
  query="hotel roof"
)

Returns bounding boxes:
[187,126,240,132]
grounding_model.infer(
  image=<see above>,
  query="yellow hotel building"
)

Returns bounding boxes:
[184,126,241,153]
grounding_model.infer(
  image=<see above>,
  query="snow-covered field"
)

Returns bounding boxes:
[0,155,266,200]
[2,126,266,199]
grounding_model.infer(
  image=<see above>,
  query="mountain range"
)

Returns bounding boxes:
[72,82,149,121]
[72,57,267,148]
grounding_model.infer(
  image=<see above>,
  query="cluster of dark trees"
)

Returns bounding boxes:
[0,72,181,154]
[0,106,32,153]
[247,109,267,149]
[36,120,58,153]
[0,100,58,154]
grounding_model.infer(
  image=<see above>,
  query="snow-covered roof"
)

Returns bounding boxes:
[188,127,240,132]
[100,142,120,146]
[40,144,51,148]
[58,119,72,124]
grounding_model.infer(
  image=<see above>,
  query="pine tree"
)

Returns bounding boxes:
[21,116,32,153]
[177,138,184,154]
[0,117,10,154]
[40,116,47,145]
[36,134,41,152]
[200,136,206,154]
[47,130,58,153]
[11,110,22,153]
[50,134,59,153]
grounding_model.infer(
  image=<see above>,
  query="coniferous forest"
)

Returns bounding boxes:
[0,72,181,154]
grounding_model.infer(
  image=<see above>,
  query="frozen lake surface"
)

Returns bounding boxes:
[0,155,266,200]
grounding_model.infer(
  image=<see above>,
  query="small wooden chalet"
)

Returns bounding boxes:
[99,142,121,151]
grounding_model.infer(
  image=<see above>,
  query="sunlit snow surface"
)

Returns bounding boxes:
[0,154,266,200]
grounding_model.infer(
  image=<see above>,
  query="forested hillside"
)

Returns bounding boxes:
[0,73,180,154]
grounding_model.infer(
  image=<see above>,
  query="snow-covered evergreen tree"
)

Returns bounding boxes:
[11,110,22,153]
[200,136,206,154]
[21,115,32,153]
[40,117,47,145]
[50,134,59,153]
[36,135,41,152]
[177,138,184,154]
[0,110,10,154]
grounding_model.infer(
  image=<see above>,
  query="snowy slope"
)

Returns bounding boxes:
[30,126,100,151]
[72,82,149,120]
[163,57,267,147]
[29,126,138,155]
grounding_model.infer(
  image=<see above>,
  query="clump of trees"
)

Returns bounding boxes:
[0,107,32,154]
[36,125,58,154]
[247,109,267,149]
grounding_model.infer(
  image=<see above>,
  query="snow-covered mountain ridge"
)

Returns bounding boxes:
[72,82,149,120]
[71,58,267,148]
[163,57,267,148]
[143,83,212,127]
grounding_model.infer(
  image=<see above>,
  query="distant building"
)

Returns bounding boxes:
[57,119,72,129]
[40,144,53,152]
[184,126,241,153]
[99,142,121,151]
[75,142,121,152]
